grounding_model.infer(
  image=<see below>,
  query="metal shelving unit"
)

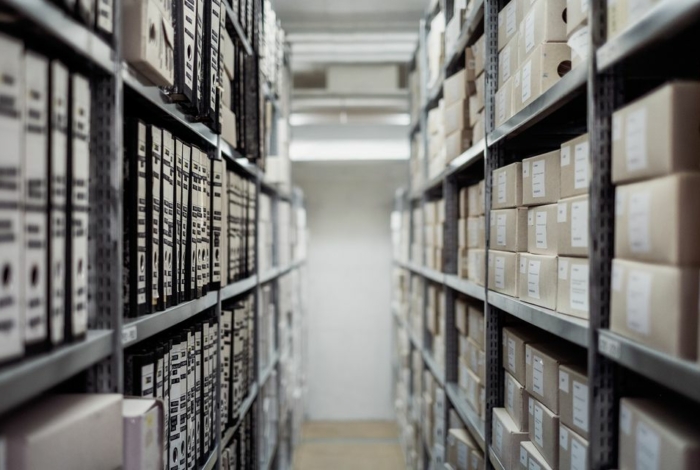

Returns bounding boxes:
[446,383,485,451]
[488,448,506,470]
[443,0,485,70]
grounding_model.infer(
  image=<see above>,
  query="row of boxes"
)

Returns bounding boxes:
[456,299,487,421]
[0,35,91,363]
[445,427,485,470]
[458,181,487,283]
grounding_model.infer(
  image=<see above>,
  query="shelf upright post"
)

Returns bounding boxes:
[87,0,124,394]
[588,0,621,468]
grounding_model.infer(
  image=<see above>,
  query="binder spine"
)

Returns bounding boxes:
[148,126,162,312]
[178,336,188,470]
[161,132,175,308]
[217,167,227,287]
[171,0,197,105]
[186,329,196,469]
[181,145,191,299]
[202,321,211,455]
[163,340,171,470]
[202,0,222,128]
[194,329,203,462]
[191,149,202,298]
[194,0,205,112]
[175,140,184,303]
[201,156,211,294]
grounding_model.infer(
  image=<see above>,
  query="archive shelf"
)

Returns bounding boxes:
[201,446,219,470]
[222,1,254,56]
[260,352,280,388]
[598,330,700,403]
[0,330,113,415]
[488,448,506,470]
[443,0,485,70]
[445,383,485,451]
[393,307,423,351]
[423,349,446,387]
[444,274,485,302]
[221,275,259,301]
[223,384,259,447]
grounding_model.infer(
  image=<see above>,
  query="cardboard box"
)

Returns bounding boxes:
[468,305,485,349]
[460,334,469,358]
[517,43,571,110]
[558,364,589,440]
[468,183,483,217]
[619,398,700,470]
[502,326,545,385]
[446,429,477,470]
[498,0,519,51]
[492,162,523,209]
[499,37,519,88]
[465,368,483,414]
[491,208,528,252]
[468,249,486,286]
[444,99,469,135]
[467,216,485,249]
[0,394,123,470]
[610,258,698,360]
[557,195,589,257]
[569,25,590,70]
[492,408,529,470]
[559,424,589,470]
[446,129,472,162]
[522,150,561,206]
[495,78,514,127]
[456,298,468,335]
[520,440,553,470]
[472,34,485,77]
[560,133,590,198]
[612,82,700,184]
[615,173,700,266]
[606,0,628,40]
[221,29,235,80]
[459,187,469,218]
[123,398,164,470]
[466,336,486,382]
[459,247,469,278]
[472,110,485,143]
[567,0,589,34]
[444,69,472,106]
[505,371,529,432]
[529,398,560,469]
[489,250,520,297]
[470,450,484,470]
[518,0,567,63]
[526,342,584,414]
[556,257,590,319]
[527,204,559,255]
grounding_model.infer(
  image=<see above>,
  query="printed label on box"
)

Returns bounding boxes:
[525,11,535,53]
[570,264,589,312]
[522,60,532,103]
[612,264,623,291]
[571,201,588,248]
[495,256,506,288]
[560,426,569,450]
[520,446,529,466]
[535,211,548,249]
[571,437,587,470]
[628,191,650,253]
[506,2,517,36]
[502,45,512,82]
[498,171,507,203]
[559,370,570,392]
[558,202,567,223]
[528,260,541,299]
[532,160,545,198]
[559,259,569,280]
[573,380,589,432]
[636,421,660,470]
[627,270,652,335]
[497,214,507,246]
[507,378,515,411]
[613,114,622,141]
[533,355,544,395]
[625,108,648,172]
[561,146,571,166]
[534,403,544,446]
[574,142,589,189]
[495,419,504,453]
[620,404,632,435]
[521,257,527,274]
[508,337,516,372]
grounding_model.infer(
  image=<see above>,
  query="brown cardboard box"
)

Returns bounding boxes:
[560,133,590,198]
[520,440,553,470]
[615,173,700,266]
[456,298,468,335]
[468,249,486,286]
[425,200,438,225]
[557,195,588,257]
[467,216,483,249]
[468,305,485,349]
[496,78,514,128]
[529,398,560,469]
[427,306,438,335]
[446,129,472,162]
[489,250,520,297]
[0,394,123,470]
[527,204,559,255]
[460,187,469,218]
[606,0,628,40]
[522,150,561,206]
[619,398,700,470]
[459,356,470,391]
[493,408,530,470]
[526,342,584,414]
[466,337,486,382]
[498,0,519,51]
[517,0,567,63]
[519,253,558,309]
[567,0,588,35]
[491,208,528,252]
[446,428,477,470]
[612,82,700,184]
[499,36,519,88]
[468,183,483,217]
[517,43,571,110]
[559,424,589,470]
[502,326,545,385]
[558,363,589,440]
[505,370,529,432]
[444,99,469,135]
[460,334,469,358]
[444,69,470,105]
[472,35,486,77]
[610,258,698,360]
[492,162,523,209]
[465,46,477,83]
[556,257,590,319]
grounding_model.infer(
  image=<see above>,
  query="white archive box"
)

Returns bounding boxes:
[123,398,164,470]
[0,33,24,363]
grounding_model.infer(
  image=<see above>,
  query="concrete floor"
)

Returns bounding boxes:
[293,421,405,470]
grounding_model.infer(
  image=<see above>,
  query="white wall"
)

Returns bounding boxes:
[293,160,408,421]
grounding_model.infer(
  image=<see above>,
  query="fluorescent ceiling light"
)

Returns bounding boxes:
[289,113,410,126]
[290,139,409,161]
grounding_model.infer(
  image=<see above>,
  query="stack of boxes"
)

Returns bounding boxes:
[566,0,589,68]
[494,0,571,128]
[609,82,700,362]
[423,371,447,464]
[456,298,486,421]
[428,12,446,91]
[410,275,424,341]
[427,284,446,370]
[412,205,424,265]
[446,427,485,470]
[471,35,486,143]
[458,181,486,284]
[425,198,446,271]
[428,103,447,179]
[493,325,589,470]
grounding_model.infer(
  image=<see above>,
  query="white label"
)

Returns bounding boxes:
[573,380,590,432]
[502,45,512,82]
[628,191,651,253]
[508,338,516,371]
[522,60,532,103]
[529,457,541,470]
[616,190,625,217]
[612,263,623,291]
[571,201,589,248]
[506,2,517,36]
[558,202,567,223]
[559,370,570,392]
[497,214,507,246]
[627,270,652,335]
[122,325,138,345]
[533,355,544,395]
[636,421,660,470]
[561,146,571,166]
[581,0,590,13]
[570,264,590,312]
[574,142,590,189]
[514,68,521,88]
[495,256,506,289]
[532,160,545,198]
[520,447,529,467]
[571,438,587,470]
[560,426,569,450]
[520,257,527,274]
[613,114,622,141]
[559,259,569,280]
[528,260,541,299]
[507,379,515,411]
[535,211,548,249]
[498,171,507,203]
[141,363,154,397]
[620,405,632,435]
[495,420,504,453]
[498,88,507,124]
[525,11,535,53]
[523,161,530,177]
[534,404,544,447]
[625,108,648,172]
